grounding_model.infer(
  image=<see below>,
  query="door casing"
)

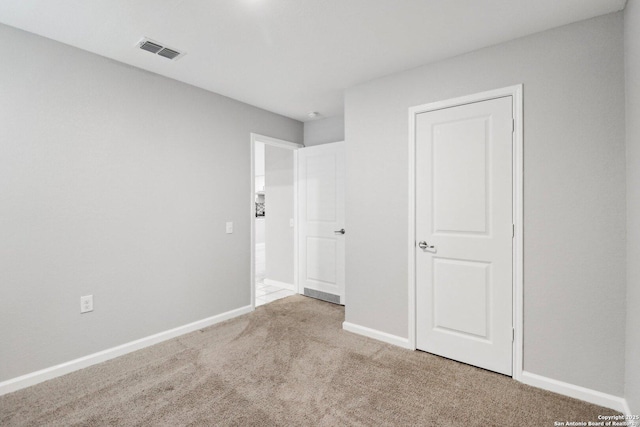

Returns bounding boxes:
[407,85,523,380]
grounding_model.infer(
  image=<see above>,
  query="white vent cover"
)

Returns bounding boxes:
[137,38,184,61]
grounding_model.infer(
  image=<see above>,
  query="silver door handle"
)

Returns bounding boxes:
[418,241,434,249]
[334,229,346,235]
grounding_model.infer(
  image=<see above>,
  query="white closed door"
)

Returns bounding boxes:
[415,96,513,375]
[298,142,345,304]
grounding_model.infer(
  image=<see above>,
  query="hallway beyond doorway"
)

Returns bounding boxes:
[255,243,295,306]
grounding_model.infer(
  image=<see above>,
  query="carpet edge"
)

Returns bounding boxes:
[342,321,412,349]
[0,304,254,396]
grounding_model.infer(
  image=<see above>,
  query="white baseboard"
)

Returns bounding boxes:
[0,304,253,397]
[340,324,632,414]
[342,321,411,349]
[520,371,627,413]
[622,399,639,427]
[263,278,296,292]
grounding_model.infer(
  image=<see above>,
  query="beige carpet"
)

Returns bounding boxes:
[0,295,618,426]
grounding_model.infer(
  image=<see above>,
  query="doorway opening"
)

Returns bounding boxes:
[250,134,303,308]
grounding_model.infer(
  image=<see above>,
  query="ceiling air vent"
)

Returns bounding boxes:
[139,40,162,54]
[157,48,181,60]
[137,38,185,61]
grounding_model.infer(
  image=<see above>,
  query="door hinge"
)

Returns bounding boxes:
[512,328,515,342]
[512,118,515,133]
[512,224,515,238]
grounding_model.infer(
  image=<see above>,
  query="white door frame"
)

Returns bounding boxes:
[250,133,303,310]
[407,85,524,380]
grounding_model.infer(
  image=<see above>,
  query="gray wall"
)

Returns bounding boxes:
[344,13,626,396]
[0,23,302,382]
[265,146,295,284]
[625,0,640,415]
[303,116,345,146]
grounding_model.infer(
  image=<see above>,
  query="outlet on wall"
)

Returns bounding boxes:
[80,295,93,314]
[226,221,233,234]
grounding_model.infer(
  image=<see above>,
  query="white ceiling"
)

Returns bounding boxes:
[0,0,626,122]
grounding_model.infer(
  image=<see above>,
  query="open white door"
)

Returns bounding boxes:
[415,96,513,375]
[298,142,345,305]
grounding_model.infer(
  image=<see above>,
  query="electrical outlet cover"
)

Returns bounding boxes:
[80,295,93,313]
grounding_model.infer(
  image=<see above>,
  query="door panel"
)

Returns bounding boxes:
[433,117,488,234]
[306,237,337,284]
[298,142,345,304]
[306,154,337,222]
[433,258,490,338]
[415,96,513,375]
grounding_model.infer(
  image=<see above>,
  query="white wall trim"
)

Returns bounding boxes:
[407,101,416,350]
[407,85,524,383]
[293,150,299,296]
[0,305,253,397]
[263,278,296,292]
[342,322,412,349]
[512,85,524,381]
[520,371,627,413]
[250,133,303,310]
[250,133,303,150]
